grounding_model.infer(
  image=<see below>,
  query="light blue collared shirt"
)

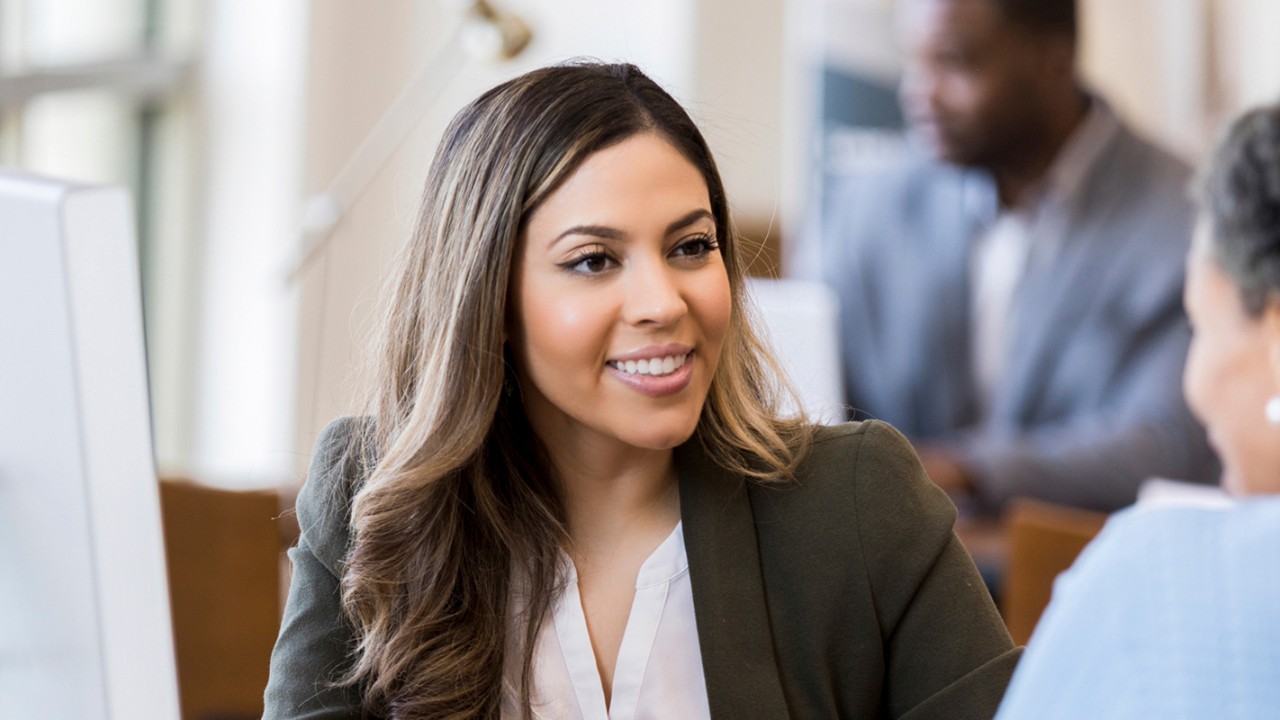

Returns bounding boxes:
[996,496,1280,719]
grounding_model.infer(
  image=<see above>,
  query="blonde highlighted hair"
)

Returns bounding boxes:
[339,61,813,719]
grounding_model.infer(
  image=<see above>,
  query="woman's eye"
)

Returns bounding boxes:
[561,251,616,275]
[672,234,720,259]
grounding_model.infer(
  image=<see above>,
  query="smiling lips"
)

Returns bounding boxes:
[608,352,689,376]
[606,349,695,397]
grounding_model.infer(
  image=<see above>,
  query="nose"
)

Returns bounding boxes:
[621,255,687,328]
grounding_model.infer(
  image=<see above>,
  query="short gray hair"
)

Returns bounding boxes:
[1198,103,1280,317]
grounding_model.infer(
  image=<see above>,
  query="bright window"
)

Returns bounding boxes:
[0,0,198,471]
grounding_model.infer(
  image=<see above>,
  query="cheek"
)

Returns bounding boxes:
[691,271,733,358]
[967,68,1032,124]
[1182,333,1245,436]
[1183,331,1274,477]
[970,84,1016,129]
[515,277,614,376]
[938,67,989,106]
[932,73,968,112]
[531,298,593,345]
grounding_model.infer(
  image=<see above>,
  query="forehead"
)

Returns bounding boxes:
[523,132,712,238]
[899,0,1010,46]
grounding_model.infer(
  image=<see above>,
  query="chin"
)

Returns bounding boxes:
[1220,462,1263,497]
[1223,465,1280,497]
[1221,467,1246,497]
[618,416,701,451]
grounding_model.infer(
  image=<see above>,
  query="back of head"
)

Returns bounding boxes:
[1199,103,1280,315]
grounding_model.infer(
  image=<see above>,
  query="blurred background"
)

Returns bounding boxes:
[2,0,1278,488]
[5,1,1280,717]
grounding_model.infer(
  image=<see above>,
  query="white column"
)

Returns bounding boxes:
[192,0,309,487]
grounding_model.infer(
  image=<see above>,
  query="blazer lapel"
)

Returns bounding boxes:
[675,438,791,720]
[998,130,1130,424]
[917,171,984,434]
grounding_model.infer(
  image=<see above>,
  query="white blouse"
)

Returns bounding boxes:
[502,522,711,720]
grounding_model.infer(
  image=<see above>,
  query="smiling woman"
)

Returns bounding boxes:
[263,61,1019,720]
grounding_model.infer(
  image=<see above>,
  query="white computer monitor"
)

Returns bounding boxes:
[0,170,180,719]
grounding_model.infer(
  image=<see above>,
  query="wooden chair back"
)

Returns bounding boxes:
[160,478,286,720]
[1001,499,1108,645]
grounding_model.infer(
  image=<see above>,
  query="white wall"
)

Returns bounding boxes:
[1073,0,1280,161]
[1078,0,1210,160]
[690,0,786,240]
[1214,0,1280,128]
[190,0,308,487]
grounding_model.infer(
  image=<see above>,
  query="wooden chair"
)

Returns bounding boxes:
[1000,499,1108,645]
[160,478,290,720]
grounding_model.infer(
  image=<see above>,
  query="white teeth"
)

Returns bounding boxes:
[610,353,688,377]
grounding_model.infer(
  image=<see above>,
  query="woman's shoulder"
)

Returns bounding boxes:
[756,419,955,541]
[798,420,942,501]
[294,416,376,576]
[805,419,916,462]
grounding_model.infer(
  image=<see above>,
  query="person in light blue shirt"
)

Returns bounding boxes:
[996,102,1280,718]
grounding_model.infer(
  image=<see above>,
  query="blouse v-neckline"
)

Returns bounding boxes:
[509,521,711,720]
[502,435,794,720]
[557,521,691,717]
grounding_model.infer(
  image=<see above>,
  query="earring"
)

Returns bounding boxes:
[1268,396,1280,426]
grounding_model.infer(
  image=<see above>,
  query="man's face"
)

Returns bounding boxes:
[898,0,1054,167]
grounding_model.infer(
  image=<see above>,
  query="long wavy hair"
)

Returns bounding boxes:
[340,61,813,719]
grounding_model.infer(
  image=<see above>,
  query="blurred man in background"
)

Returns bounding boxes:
[821,0,1218,512]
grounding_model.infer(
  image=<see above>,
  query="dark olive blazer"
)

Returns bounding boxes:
[264,418,1020,719]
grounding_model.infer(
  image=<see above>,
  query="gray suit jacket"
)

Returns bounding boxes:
[264,418,1019,719]
[822,120,1217,511]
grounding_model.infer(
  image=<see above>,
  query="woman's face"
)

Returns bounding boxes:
[1182,222,1280,495]
[509,132,731,456]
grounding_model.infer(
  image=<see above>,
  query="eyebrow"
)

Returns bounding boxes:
[551,208,715,247]
[665,209,716,235]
